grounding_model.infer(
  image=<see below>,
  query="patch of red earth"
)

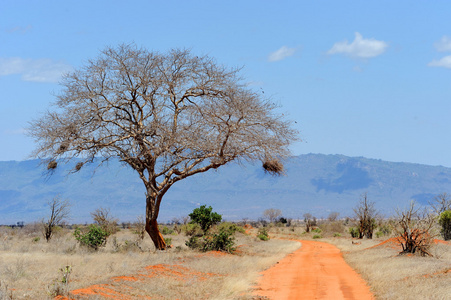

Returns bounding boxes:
[206,250,230,257]
[56,284,142,300]
[112,276,138,282]
[243,224,253,235]
[141,263,217,281]
[56,261,220,299]
[423,268,451,278]
[434,239,451,245]
[234,244,250,255]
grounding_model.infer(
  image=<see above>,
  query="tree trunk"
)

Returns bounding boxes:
[146,219,166,250]
[145,191,167,250]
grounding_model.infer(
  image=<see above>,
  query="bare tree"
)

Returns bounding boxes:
[42,196,70,242]
[303,213,315,233]
[394,201,436,256]
[353,193,378,239]
[134,215,146,240]
[263,208,282,224]
[429,192,451,215]
[91,207,118,235]
[28,44,298,250]
[327,211,340,222]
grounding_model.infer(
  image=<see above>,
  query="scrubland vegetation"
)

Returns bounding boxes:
[0,220,300,299]
[1,196,450,299]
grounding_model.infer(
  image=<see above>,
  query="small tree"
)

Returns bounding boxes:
[353,193,377,239]
[303,213,315,233]
[429,192,451,215]
[438,210,451,241]
[73,224,109,250]
[189,205,222,232]
[327,212,340,222]
[395,201,436,256]
[134,215,146,240]
[263,208,282,224]
[41,196,71,242]
[91,207,118,235]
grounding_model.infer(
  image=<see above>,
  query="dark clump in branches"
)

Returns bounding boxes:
[262,159,284,175]
[28,44,298,250]
[47,161,57,170]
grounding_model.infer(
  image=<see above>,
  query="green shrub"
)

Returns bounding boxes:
[73,225,109,250]
[33,237,40,243]
[181,223,203,236]
[312,228,322,233]
[333,233,341,237]
[159,226,174,235]
[312,234,321,239]
[203,229,236,253]
[186,227,236,253]
[189,205,222,232]
[217,222,246,234]
[349,227,359,238]
[439,210,451,240]
[185,236,203,249]
[375,231,384,238]
[377,224,392,237]
[164,237,172,246]
[257,227,270,241]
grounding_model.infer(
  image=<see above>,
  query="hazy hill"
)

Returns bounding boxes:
[1,154,450,224]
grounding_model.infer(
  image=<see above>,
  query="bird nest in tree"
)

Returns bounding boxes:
[47,161,58,170]
[75,162,84,171]
[262,159,284,175]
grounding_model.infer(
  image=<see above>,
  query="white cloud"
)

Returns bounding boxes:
[328,32,388,58]
[428,55,451,68]
[0,57,72,83]
[4,128,27,135]
[6,25,33,34]
[434,36,451,52]
[268,46,297,62]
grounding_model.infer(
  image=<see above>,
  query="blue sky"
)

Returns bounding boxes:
[1,1,451,167]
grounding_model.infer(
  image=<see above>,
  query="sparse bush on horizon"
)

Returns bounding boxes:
[439,210,451,241]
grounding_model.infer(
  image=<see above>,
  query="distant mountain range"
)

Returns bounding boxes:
[1,154,450,224]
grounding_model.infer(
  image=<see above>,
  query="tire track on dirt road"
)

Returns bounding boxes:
[253,240,374,300]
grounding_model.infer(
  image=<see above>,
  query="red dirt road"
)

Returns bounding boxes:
[254,240,374,300]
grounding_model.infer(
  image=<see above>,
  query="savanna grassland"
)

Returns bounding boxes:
[0,219,450,300]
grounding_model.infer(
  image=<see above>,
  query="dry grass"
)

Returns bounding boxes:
[4,222,449,300]
[0,225,299,300]
[324,236,451,300]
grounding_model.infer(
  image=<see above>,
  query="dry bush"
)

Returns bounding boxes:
[91,207,119,235]
[42,196,71,242]
[395,201,436,256]
[303,213,316,233]
[319,220,345,236]
[353,193,378,239]
[133,215,146,240]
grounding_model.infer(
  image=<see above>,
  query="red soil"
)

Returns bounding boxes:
[56,259,219,299]
[366,237,402,250]
[253,240,374,300]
